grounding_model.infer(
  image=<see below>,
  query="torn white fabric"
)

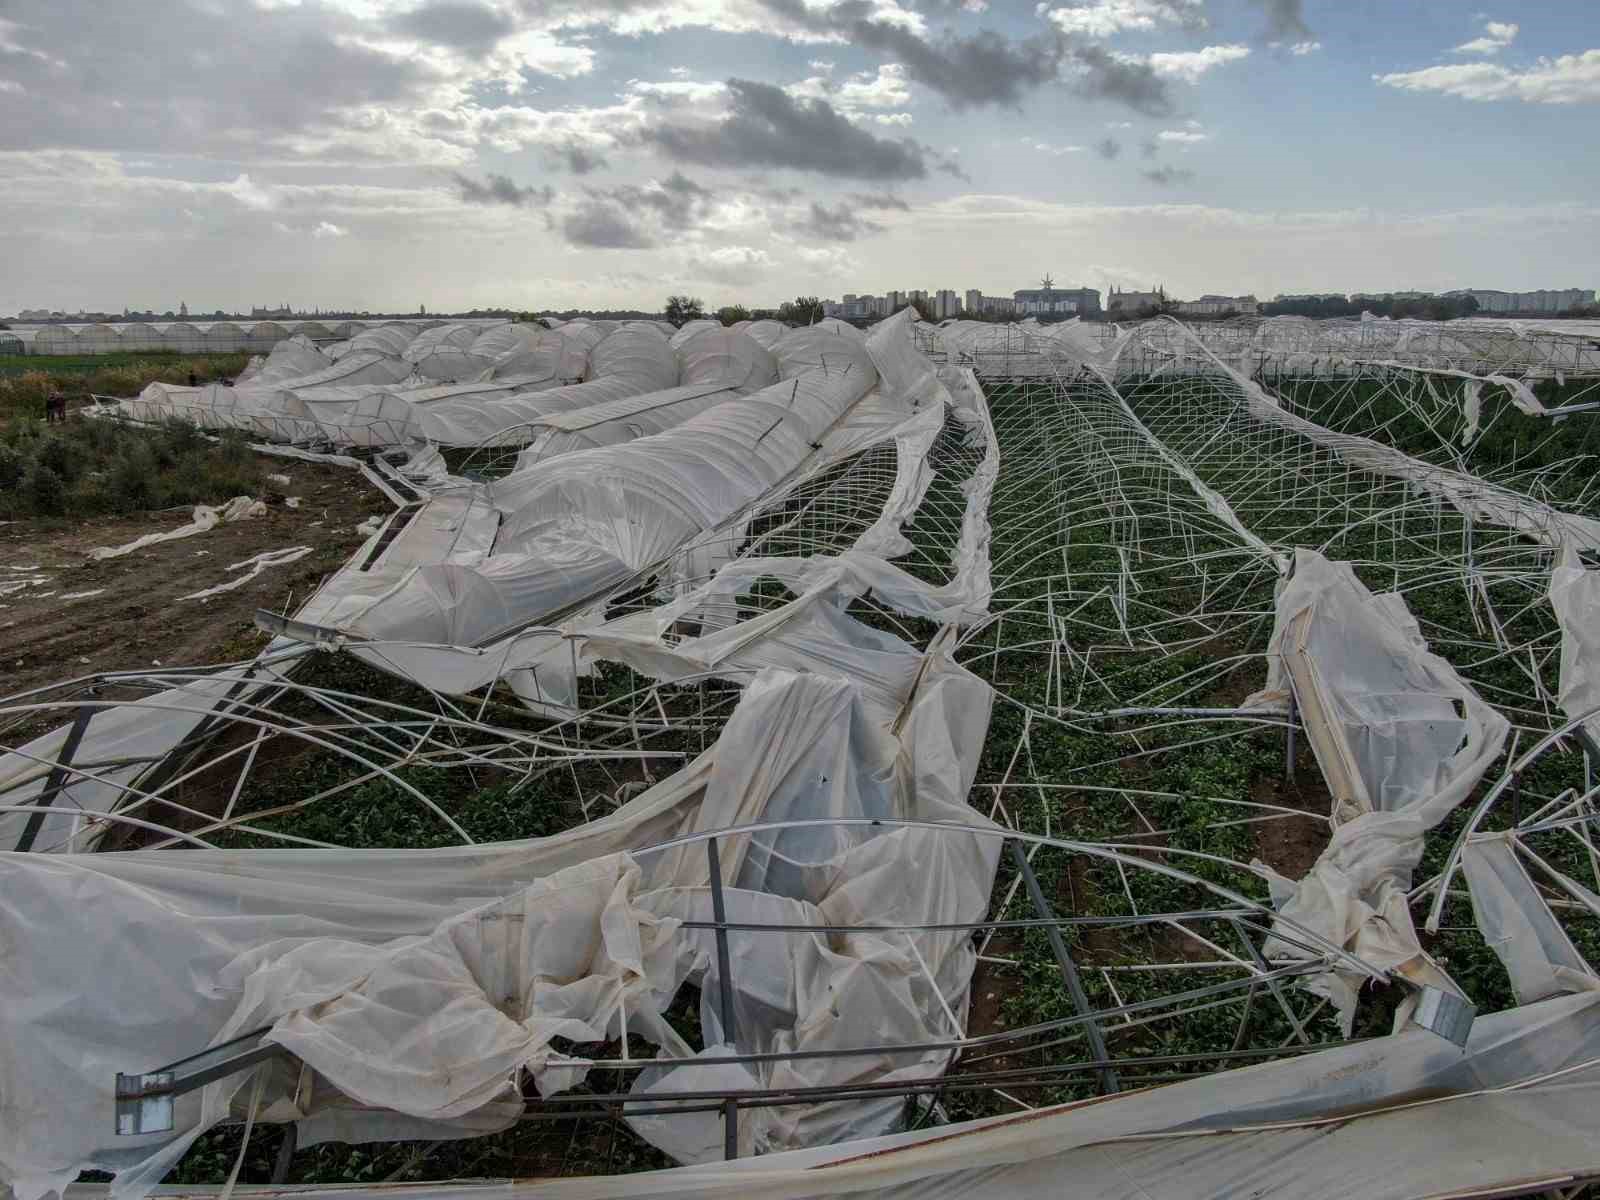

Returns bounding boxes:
[181,546,314,600]
[1461,834,1596,1005]
[1255,550,1508,1030]
[88,497,266,561]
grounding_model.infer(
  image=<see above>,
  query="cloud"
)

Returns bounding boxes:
[562,200,656,248]
[1146,44,1251,82]
[639,77,934,180]
[846,191,911,209]
[223,173,278,211]
[311,221,347,238]
[798,201,885,242]
[1157,128,1208,142]
[1024,138,1085,155]
[1288,40,1320,55]
[452,172,554,207]
[1376,51,1600,104]
[1095,136,1123,158]
[757,0,1174,113]
[1045,0,1205,39]
[0,80,23,95]
[390,1,515,51]
[555,142,608,174]
[1251,0,1310,41]
[1454,21,1518,56]
[1141,165,1195,185]
[684,244,774,284]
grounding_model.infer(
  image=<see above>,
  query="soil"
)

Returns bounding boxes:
[0,458,392,716]
[1250,757,1334,881]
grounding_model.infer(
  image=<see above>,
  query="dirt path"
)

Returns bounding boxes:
[1,458,391,702]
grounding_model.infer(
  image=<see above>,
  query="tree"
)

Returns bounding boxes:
[717,304,751,326]
[907,297,935,323]
[664,295,705,327]
[777,296,825,326]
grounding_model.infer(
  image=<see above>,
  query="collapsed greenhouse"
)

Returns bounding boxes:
[6,309,1600,1198]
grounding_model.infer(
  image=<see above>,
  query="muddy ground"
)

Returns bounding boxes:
[1,458,392,705]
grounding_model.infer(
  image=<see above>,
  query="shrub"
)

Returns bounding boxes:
[34,435,80,483]
[108,442,160,512]
[0,444,22,492]
[26,463,66,515]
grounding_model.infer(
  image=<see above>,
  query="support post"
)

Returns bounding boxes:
[1007,840,1119,1093]
[706,836,739,1159]
[16,705,94,853]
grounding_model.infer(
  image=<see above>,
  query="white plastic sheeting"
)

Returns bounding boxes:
[313,323,899,647]
[1253,550,1509,1028]
[0,628,998,1199]
[87,497,265,560]
[42,993,1600,1200]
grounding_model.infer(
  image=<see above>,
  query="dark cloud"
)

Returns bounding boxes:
[557,143,608,174]
[391,1,515,50]
[1253,0,1311,40]
[846,192,910,211]
[452,172,553,207]
[562,200,655,248]
[798,202,884,242]
[754,0,1174,114]
[1067,44,1175,116]
[1141,166,1196,186]
[639,78,931,181]
[1095,137,1122,160]
[557,171,714,249]
[1141,139,1160,160]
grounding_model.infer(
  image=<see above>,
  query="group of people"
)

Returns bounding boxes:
[43,389,68,423]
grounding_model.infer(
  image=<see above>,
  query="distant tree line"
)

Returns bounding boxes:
[1261,295,1481,321]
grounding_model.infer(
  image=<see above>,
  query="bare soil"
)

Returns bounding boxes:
[1,458,391,708]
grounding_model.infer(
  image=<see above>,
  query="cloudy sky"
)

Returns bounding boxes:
[1,0,1597,314]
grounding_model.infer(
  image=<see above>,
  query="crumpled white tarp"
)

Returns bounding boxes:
[1253,549,1508,1028]
[0,641,997,1199]
[87,496,266,560]
[47,993,1600,1200]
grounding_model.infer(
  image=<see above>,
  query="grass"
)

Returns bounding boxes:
[0,351,251,423]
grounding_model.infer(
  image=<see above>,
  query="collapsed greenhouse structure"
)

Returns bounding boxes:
[6,309,1600,1198]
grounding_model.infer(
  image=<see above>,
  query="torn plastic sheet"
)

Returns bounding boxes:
[1461,834,1596,1005]
[0,645,997,1200]
[0,655,305,853]
[1549,543,1600,745]
[1254,550,1508,1030]
[88,497,266,561]
[46,993,1600,1200]
[180,546,314,601]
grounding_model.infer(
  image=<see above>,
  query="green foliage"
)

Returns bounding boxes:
[0,443,22,491]
[777,295,825,325]
[25,462,66,514]
[663,294,705,327]
[0,351,249,420]
[716,304,751,325]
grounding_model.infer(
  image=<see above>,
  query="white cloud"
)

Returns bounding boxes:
[1146,44,1251,82]
[1455,21,1518,55]
[0,79,22,94]
[1376,50,1600,104]
[1290,40,1321,56]
[685,244,774,283]
[809,59,835,73]
[312,221,348,238]
[1046,0,1204,39]
[223,173,277,211]
[873,112,914,126]
[1157,129,1208,143]
[836,63,911,109]
[669,66,692,77]
[1023,137,1084,155]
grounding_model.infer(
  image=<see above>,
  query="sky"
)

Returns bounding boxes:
[0,0,1597,314]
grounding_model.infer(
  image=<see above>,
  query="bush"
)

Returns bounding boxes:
[33,435,80,483]
[0,444,21,492]
[108,442,160,512]
[26,464,66,515]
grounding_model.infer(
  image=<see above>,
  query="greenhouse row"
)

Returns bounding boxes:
[0,318,505,357]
